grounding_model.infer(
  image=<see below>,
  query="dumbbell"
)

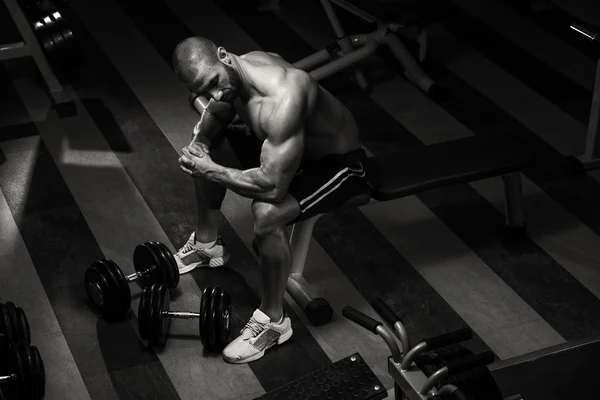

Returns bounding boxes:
[0,302,31,373]
[85,241,180,320]
[138,283,231,351]
[0,342,45,400]
[0,302,31,346]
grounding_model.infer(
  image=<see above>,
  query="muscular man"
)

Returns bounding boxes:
[173,37,368,364]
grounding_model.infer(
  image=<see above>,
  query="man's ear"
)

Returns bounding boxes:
[217,47,231,65]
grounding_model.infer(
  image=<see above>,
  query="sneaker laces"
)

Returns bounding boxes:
[241,317,265,338]
[180,239,197,254]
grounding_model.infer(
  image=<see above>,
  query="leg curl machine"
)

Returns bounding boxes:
[343,298,523,399]
[292,0,438,95]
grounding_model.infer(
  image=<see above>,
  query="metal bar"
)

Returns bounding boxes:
[502,173,525,228]
[584,59,600,161]
[309,39,378,81]
[293,48,331,71]
[289,215,322,276]
[0,42,31,60]
[287,273,318,309]
[386,33,435,93]
[377,325,403,363]
[125,271,142,282]
[330,0,378,24]
[167,311,200,319]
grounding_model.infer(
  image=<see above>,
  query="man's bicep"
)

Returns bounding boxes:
[259,133,304,189]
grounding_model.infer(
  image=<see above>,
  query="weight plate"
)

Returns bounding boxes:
[199,287,211,347]
[154,284,170,346]
[4,303,19,343]
[207,287,221,350]
[31,345,46,400]
[215,290,231,349]
[85,259,131,319]
[133,243,162,287]
[16,308,31,346]
[9,343,37,400]
[147,283,158,345]
[138,285,152,342]
[0,303,12,341]
[148,242,174,288]
[154,241,179,289]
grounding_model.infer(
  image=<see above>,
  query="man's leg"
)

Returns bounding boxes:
[252,196,301,322]
[176,138,238,274]
[222,195,300,364]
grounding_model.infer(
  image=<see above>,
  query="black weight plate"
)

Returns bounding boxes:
[147,283,157,344]
[90,260,130,318]
[39,16,57,55]
[199,287,211,347]
[138,285,152,342]
[16,308,31,346]
[4,303,19,343]
[154,241,179,289]
[0,303,11,341]
[9,343,36,400]
[206,287,221,350]
[215,290,231,349]
[133,243,162,287]
[150,283,163,345]
[154,284,170,346]
[85,259,131,319]
[30,345,46,400]
[5,303,27,345]
[148,242,176,289]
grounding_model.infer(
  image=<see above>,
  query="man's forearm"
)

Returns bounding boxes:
[205,163,282,202]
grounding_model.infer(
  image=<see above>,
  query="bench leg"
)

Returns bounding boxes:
[287,214,334,326]
[502,173,525,228]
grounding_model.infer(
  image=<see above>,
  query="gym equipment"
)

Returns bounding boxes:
[281,135,532,327]
[343,298,522,400]
[254,353,386,400]
[84,241,179,320]
[31,9,77,69]
[0,342,45,400]
[293,0,437,95]
[0,302,31,347]
[138,283,231,351]
[0,0,76,117]
[564,23,600,172]
[490,334,600,400]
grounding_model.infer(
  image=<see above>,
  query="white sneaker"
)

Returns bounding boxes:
[222,309,293,364]
[175,232,230,274]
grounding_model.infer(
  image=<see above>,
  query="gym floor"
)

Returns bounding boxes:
[2,0,600,398]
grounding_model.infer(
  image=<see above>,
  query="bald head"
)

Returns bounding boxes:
[172,37,219,86]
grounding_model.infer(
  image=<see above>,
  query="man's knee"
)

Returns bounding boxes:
[252,197,301,237]
[252,201,285,237]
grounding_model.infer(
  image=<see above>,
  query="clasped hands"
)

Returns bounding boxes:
[179,141,213,178]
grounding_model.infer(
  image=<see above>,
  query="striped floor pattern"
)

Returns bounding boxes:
[1,0,600,398]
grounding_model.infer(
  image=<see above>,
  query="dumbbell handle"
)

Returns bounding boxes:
[165,311,200,319]
[125,266,155,282]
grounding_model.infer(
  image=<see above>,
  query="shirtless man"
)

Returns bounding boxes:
[173,37,368,364]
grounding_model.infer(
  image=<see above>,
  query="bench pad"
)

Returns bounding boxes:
[364,135,532,201]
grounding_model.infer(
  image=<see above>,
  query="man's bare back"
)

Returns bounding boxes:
[235,51,361,159]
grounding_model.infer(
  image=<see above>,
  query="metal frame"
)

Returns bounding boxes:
[1,0,71,109]
[567,24,600,171]
[293,0,436,94]
[286,175,526,321]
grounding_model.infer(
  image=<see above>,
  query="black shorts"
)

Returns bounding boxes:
[224,127,370,223]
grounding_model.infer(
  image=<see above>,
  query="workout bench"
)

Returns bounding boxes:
[293,0,438,96]
[285,135,533,326]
